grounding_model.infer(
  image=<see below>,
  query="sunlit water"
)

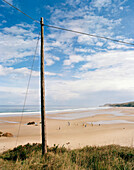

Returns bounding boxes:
[0,105,134,124]
[0,105,110,117]
[87,120,134,125]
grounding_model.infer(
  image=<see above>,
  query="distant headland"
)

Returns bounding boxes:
[102,101,134,107]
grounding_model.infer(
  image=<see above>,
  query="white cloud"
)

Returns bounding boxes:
[91,0,111,11]
[119,0,128,6]
[0,65,62,77]
[65,0,81,6]
[45,54,60,66]
[120,6,124,10]
[0,65,62,105]
[107,41,134,50]
[46,79,80,101]
[44,50,134,103]
[96,42,104,47]
[64,55,84,66]
[46,59,54,66]
[0,0,133,106]
[75,48,95,53]
[1,0,13,8]
[71,50,134,92]
[2,20,7,23]
[0,65,39,77]
[45,71,62,76]
[6,0,13,3]
[80,50,134,70]
[45,4,123,59]
[0,24,58,67]
[46,75,134,103]
[0,24,39,65]
[0,85,40,105]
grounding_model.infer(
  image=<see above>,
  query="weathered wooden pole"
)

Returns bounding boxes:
[40,17,47,155]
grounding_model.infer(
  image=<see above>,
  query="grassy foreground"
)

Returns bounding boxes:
[0,143,134,170]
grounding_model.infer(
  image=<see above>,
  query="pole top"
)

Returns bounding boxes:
[40,17,44,25]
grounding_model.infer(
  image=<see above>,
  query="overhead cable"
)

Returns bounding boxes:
[2,0,40,24]
[15,33,40,147]
[43,24,134,46]
[2,0,134,46]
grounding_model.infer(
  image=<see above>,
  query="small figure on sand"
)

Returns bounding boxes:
[59,126,61,130]
[91,123,93,126]
[68,122,70,126]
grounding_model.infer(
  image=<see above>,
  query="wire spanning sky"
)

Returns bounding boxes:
[0,0,134,108]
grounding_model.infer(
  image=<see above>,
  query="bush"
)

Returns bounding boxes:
[0,144,134,169]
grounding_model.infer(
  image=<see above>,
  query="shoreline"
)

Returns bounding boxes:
[0,107,134,153]
[0,106,112,117]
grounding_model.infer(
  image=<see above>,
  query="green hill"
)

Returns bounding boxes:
[0,143,134,169]
[104,101,134,107]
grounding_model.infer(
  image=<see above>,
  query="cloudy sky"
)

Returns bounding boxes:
[0,0,134,108]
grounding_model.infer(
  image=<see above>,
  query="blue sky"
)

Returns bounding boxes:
[0,0,134,108]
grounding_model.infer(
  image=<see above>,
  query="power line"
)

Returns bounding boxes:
[15,33,40,147]
[2,0,134,46]
[2,0,40,24]
[44,24,134,46]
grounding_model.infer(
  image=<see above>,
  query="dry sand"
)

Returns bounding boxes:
[0,107,134,153]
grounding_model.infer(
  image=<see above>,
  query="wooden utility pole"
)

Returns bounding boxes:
[40,17,47,155]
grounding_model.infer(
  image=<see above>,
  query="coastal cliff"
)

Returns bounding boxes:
[103,101,134,107]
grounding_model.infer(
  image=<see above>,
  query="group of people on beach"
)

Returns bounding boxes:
[58,121,100,130]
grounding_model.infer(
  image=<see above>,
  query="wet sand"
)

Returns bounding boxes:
[0,107,134,153]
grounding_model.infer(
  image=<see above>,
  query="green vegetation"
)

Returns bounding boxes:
[0,143,134,169]
[104,101,134,107]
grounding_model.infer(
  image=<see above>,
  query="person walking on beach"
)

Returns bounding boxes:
[68,122,70,126]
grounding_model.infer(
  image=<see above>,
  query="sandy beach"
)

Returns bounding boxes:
[0,107,134,153]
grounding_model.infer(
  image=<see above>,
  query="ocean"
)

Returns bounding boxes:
[0,105,134,124]
[0,105,110,117]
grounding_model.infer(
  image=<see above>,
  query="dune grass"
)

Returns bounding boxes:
[0,143,134,169]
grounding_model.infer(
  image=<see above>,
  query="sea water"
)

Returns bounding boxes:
[48,111,133,120]
[0,105,40,117]
[0,105,134,124]
[87,120,134,125]
[0,105,110,117]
